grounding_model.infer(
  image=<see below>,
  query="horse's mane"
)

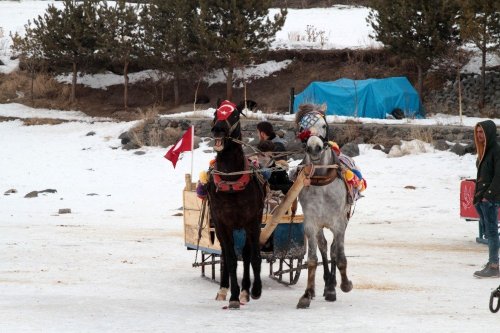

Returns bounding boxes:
[295,103,327,125]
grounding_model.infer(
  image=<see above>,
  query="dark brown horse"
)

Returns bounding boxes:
[207,100,266,309]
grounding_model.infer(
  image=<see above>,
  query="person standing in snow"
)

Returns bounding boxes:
[473,120,500,278]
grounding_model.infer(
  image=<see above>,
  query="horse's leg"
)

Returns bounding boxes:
[216,247,229,301]
[318,230,336,302]
[239,240,251,303]
[334,225,353,293]
[214,222,228,301]
[297,227,318,309]
[248,224,262,300]
[219,228,241,309]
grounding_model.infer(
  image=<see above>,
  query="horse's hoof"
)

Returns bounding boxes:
[251,286,262,300]
[341,280,353,293]
[240,290,250,304]
[324,291,337,302]
[297,296,311,309]
[215,288,228,301]
[228,301,240,309]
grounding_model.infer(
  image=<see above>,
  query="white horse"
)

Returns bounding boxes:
[295,104,353,309]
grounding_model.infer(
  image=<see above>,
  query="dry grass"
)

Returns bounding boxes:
[33,74,62,99]
[22,118,67,126]
[0,71,71,109]
[409,126,434,143]
[0,72,27,101]
[128,107,168,147]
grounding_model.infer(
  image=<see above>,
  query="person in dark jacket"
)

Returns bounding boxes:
[256,140,292,194]
[473,120,500,278]
[256,121,287,152]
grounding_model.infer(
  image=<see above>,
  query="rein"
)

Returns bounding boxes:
[230,137,303,159]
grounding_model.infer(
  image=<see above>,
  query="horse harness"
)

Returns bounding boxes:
[211,159,267,193]
[303,163,340,186]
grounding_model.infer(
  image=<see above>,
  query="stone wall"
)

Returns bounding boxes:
[428,72,500,115]
[120,116,479,157]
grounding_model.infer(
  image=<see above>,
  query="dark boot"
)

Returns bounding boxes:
[474,263,500,278]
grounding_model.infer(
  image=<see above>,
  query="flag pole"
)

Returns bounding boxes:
[190,125,194,179]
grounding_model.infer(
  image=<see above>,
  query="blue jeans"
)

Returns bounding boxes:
[475,201,500,265]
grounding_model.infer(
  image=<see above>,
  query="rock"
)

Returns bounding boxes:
[340,142,360,157]
[123,141,141,150]
[104,209,114,212]
[134,151,146,155]
[464,142,476,155]
[58,208,71,214]
[434,139,449,151]
[353,136,364,144]
[450,143,467,156]
[38,189,57,194]
[87,193,98,196]
[24,191,38,198]
[387,145,403,158]
[404,185,416,190]
[86,131,96,136]
[372,144,383,151]
[119,131,132,145]
[159,117,170,128]
[4,188,17,195]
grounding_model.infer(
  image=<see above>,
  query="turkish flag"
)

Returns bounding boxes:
[164,126,193,168]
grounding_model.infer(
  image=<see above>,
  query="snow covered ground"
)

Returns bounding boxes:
[1,103,500,332]
[1,1,500,331]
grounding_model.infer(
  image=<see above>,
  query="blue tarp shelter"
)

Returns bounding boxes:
[293,77,423,119]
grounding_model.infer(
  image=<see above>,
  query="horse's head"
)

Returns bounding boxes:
[295,103,329,146]
[296,104,336,166]
[211,100,243,152]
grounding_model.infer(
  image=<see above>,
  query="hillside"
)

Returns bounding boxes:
[0,49,427,119]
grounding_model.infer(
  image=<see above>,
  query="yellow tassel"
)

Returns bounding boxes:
[344,169,354,181]
[199,171,209,184]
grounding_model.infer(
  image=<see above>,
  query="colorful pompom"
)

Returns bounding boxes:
[196,181,208,199]
[199,171,209,184]
[297,130,311,142]
[352,169,362,180]
[344,169,354,181]
[329,141,340,156]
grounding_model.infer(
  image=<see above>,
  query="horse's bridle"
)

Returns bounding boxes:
[298,111,329,144]
[211,112,241,142]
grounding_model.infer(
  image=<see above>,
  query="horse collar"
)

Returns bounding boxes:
[212,159,252,192]
[309,167,338,186]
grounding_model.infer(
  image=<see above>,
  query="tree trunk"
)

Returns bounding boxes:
[480,45,486,109]
[71,62,77,103]
[226,66,233,101]
[173,68,180,107]
[457,68,462,125]
[124,60,129,110]
[416,64,424,103]
[30,67,34,105]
